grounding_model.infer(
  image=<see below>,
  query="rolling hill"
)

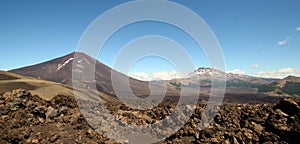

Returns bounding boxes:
[0,70,74,100]
[0,70,117,104]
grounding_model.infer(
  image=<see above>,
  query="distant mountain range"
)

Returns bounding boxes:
[171,67,277,87]
[189,67,278,83]
[9,52,300,97]
[171,67,300,97]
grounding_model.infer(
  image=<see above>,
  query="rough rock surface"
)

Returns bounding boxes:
[0,89,299,143]
[0,89,111,144]
[165,99,300,144]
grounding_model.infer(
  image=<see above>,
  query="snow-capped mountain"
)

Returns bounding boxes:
[188,67,249,81]
[188,67,276,84]
[167,67,278,89]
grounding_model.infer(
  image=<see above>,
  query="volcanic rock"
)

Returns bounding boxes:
[0,89,299,143]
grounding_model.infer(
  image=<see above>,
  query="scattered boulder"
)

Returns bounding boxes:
[45,106,57,120]
[276,97,300,117]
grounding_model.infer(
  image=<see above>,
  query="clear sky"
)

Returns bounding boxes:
[0,0,299,79]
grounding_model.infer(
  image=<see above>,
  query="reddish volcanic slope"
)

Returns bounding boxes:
[10,52,179,97]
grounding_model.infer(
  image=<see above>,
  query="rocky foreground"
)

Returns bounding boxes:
[0,89,299,144]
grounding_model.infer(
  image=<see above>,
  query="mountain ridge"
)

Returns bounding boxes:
[10,52,180,97]
[261,75,300,97]
[188,67,279,82]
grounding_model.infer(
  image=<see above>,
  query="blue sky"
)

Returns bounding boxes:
[0,0,299,79]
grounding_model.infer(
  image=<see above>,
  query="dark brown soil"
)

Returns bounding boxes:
[0,82,36,94]
[0,74,19,80]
